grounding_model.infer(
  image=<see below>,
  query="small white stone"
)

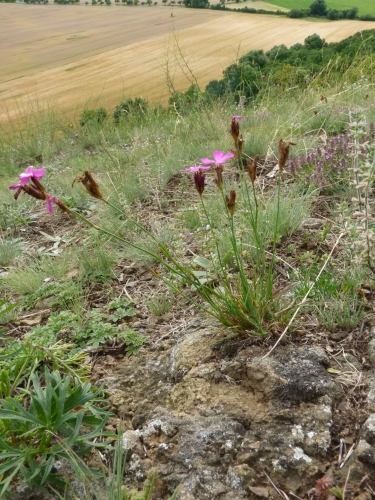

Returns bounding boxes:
[293,447,312,463]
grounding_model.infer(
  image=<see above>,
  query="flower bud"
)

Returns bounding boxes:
[247,155,259,185]
[194,170,205,196]
[230,117,240,142]
[278,139,296,172]
[226,190,236,216]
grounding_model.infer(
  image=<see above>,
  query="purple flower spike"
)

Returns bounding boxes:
[201,151,234,166]
[19,166,45,185]
[180,166,211,173]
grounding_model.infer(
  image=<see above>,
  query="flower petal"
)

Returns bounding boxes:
[25,166,34,174]
[46,196,54,214]
[201,158,214,165]
[231,115,244,119]
[218,152,235,163]
[212,151,224,162]
[19,173,32,185]
[9,183,22,190]
[32,167,45,179]
[180,166,211,173]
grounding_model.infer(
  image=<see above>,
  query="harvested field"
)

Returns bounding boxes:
[1,4,375,123]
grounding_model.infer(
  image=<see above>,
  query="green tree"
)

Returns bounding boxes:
[183,0,209,8]
[304,33,325,50]
[309,0,327,16]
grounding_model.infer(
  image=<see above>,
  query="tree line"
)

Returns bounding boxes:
[169,30,375,107]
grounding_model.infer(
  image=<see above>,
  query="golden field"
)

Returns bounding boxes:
[1,4,375,123]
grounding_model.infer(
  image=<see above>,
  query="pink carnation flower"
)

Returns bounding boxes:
[201,151,234,167]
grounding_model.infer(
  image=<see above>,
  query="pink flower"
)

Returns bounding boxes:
[9,166,45,199]
[231,115,244,120]
[180,166,211,173]
[201,151,234,166]
[261,75,265,78]
[19,166,45,185]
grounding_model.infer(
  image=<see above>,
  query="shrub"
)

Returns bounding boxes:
[289,9,307,18]
[113,97,148,124]
[79,107,108,126]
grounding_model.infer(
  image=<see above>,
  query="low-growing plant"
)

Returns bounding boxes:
[113,97,148,124]
[0,338,90,393]
[108,297,135,322]
[0,202,30,230]
[147,294,174,316]
[80,107,108,127]
[0,368,112,496]
[121,329,147,357]
[0,237,24,266]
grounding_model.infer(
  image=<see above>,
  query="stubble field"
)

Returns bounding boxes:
[1,4,375,123]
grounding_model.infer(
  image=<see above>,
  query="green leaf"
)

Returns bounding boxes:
[193,256,212,269]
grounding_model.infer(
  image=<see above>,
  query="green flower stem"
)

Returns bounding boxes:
[69,208,201,289]
[199,194,226,279]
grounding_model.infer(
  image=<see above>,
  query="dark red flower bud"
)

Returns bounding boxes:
[226,190,236,216]
[247,155,259,185]
[230,117,240,142]
[194,170,205,196]
[215,165,223,190]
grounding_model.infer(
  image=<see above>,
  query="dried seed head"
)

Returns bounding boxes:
[72,170,105,201]
[230,117,240,142]
[194,170,206,196]
[247,155,259,185]
[278,139,296,172]
[226,190,236,216]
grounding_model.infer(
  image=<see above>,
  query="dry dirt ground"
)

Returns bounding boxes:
[1,4,375,123]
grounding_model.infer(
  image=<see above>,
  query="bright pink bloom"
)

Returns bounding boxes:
[180,166,211,173]
[231,115,244,119]
[46,194,69,214]
[261,75,265,78]
[201,151,234,167]
[19,166,45,185]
